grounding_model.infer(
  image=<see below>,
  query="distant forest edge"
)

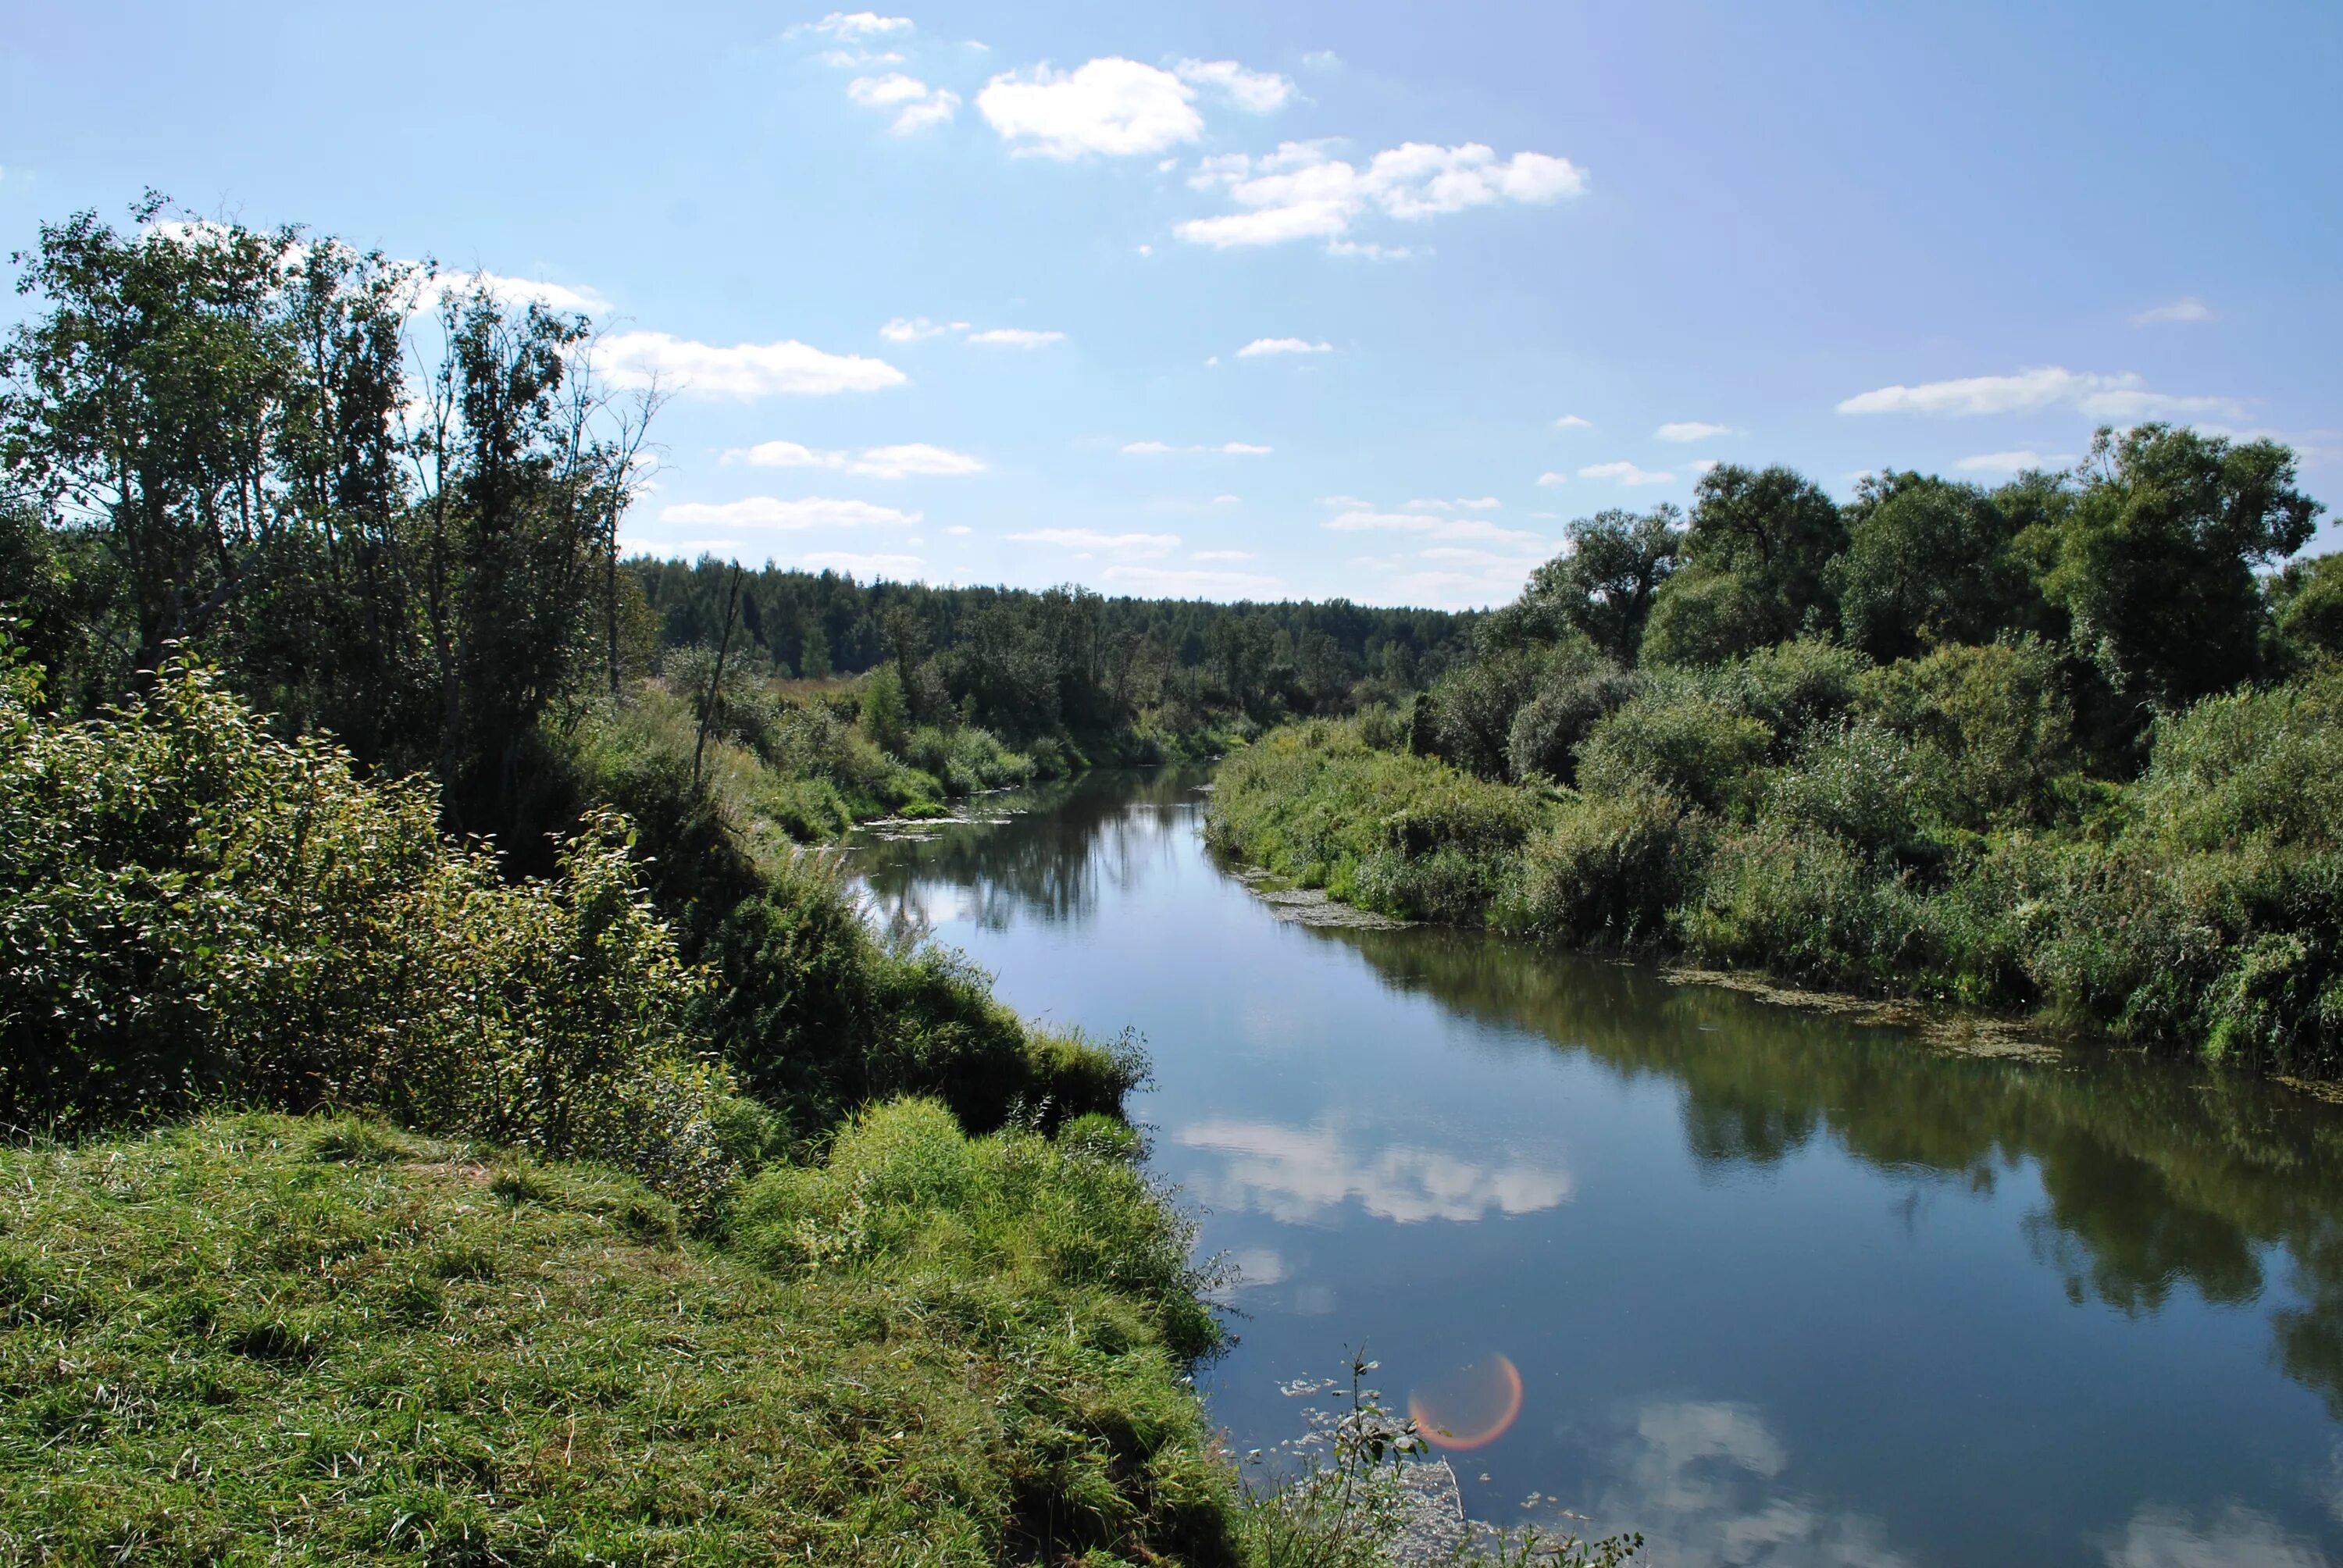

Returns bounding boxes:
[1210,429,2343,1078]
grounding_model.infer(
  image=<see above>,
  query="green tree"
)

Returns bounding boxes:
[2043,424,2321,708]
[1643,465,1847,665]
[1492,506,1683,665]
[1829,472,2046,661]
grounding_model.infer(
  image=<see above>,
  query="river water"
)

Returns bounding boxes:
[847,768,2343,1566]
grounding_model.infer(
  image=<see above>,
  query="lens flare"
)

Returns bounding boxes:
[1407,1354,1524,1451]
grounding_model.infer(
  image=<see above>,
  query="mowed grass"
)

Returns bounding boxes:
[0,1108,1241,1566]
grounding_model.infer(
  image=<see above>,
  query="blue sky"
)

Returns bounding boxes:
[4,1,2338,607]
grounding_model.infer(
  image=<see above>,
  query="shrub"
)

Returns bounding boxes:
[1507,656,1640,783]
[1504,785,1700,947]
[1681,820,1938,992]
[1763,718,1923,859]
[1576,686,1771,814]
[1856,636,2074,829]
[0,651,737,1217]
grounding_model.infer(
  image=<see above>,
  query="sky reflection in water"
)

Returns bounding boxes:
[848,771,2343,1566]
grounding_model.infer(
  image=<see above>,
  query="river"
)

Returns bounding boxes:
[847,767,2343,1566]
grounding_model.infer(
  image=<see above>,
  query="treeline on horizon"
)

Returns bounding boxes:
[1211,426,2343,1075]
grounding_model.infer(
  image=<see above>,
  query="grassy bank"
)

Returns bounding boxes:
[0,1108,1236,1564]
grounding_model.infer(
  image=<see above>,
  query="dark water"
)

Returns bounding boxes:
[848,768,2343,1567]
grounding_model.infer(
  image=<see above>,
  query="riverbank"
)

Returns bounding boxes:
[0,1109,1239,1564]
[1204,699,2343,1079]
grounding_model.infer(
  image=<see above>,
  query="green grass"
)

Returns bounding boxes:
[0,1108,1245,1566]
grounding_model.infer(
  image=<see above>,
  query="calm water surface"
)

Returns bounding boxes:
[848,768,2343,1566]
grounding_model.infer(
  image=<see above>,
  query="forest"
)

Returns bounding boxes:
[1210,435,2343,1075]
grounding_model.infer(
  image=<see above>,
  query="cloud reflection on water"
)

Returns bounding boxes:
[1175,1117,1573,1223]
[1575,1400,1916,1568]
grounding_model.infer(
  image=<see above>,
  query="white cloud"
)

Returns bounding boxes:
[601,333,905,397]
[808,12,911,40]
[1955,449,2076,474]
[1122,440,1272,455]
[847,73,960,133]
[1191,549,1254,561]
[1178,139,1587,251]
[1237,337,1333,357]
[1324,509,1545,547]
[1211,494,1240,504]
[2133,296,2213,326]
[1102,565,1285,597]
[1325,239,1418,261]
[1656,420,1736,442]
[1837,365,2245,422]
[1317,494,1372,508]
[408,269,609,315]
[818,48,904,67]
[847,72,926,107]
[1554,413,1592,429]
[1404,497,1502,512]
[658,497,921,529]
[1178,1117,1573,1223]
[965,326,1065,347]
[1300,49,1342,72]
[1173,59,1297,113]
[1689,458,1721,476]
[725,440,984,479]
[1580,461,1674,486]
[1008,528,1179,555]
[1536,471,1567,486]
[879,316,951,343]
[978,58,1203,159]
[802,551,923,577]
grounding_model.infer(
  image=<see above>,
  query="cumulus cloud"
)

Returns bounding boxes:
[965,326,1065,347]
[1317,494,1373,508]
[1580,461,1674,486]
[847,73,960,132]
[1191,549,1254,561]
[1536,471,1567,486]
[1301,49,1342,72]
[1122,440,1273,455]
[2133,296,2213,326]
[407,269,609,315]
[1836,366,2245,422]
[725,440,984,478]
[1008,528,1179,555]
[979,58,1204,158]
[1656,420,1735,442]
[601,333,905,397]
[1177,1117,1573,1224]
[1404,497,1501,512]
[1689,458,1721,475]
[1554,413,1592,429]
[658,497,920,529]
[1178,139,1586,250]
[1173,59,1297,112]
[1101,565,1284,597]
[1237,337,1333,357]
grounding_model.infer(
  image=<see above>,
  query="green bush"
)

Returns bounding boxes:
[1576,686,1771,814]
[0,651,738,1216]
[1504,785,1699,947]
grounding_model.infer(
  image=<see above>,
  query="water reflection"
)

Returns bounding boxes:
[1578,1401,1913,1568]
[1305,921,2343,1419]
[1177,1117,1574,1224]
[856,769,1206,943]
[2105,1505,2327,1568]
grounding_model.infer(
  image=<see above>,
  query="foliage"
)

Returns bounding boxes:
[0,651,737,1214]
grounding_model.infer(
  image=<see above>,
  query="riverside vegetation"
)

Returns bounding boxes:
[0,199,1622,1564]
[1211,436,2343,1076]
